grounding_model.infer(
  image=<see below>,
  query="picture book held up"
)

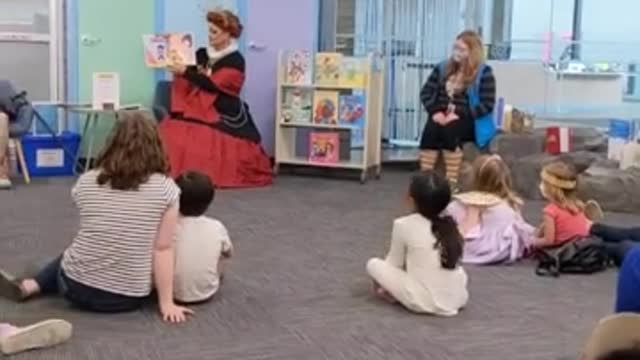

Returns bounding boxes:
[309,132,339,163]
[143,33,196,68]
[313,91,339,125]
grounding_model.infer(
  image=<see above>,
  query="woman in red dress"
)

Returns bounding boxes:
[160,10,272,188]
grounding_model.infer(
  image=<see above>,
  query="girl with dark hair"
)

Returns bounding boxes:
[366,171,468,316]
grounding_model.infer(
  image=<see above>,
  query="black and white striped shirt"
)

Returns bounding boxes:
[61,170,180,297]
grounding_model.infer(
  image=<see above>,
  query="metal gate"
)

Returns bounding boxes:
[352,0,468,147]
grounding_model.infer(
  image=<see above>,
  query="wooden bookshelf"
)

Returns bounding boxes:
[274,51,385,183]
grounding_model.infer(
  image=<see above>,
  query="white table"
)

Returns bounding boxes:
[64,104,143,173]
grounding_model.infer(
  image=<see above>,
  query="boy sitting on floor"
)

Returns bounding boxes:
[174,171,233,304]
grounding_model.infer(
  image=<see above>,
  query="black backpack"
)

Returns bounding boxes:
[535,236,610,277]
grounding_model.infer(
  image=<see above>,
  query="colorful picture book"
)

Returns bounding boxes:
[339,57,367,88]
[309,132,339,163]
[281,87,313,123]
[339,94,366,148]
[314,52,343,85]
[143,33,195,68]
[313,91,339,125]
[285,50,312,85]
[295,128,351,160]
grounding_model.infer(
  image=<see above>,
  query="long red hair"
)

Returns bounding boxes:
[445,30,485,86]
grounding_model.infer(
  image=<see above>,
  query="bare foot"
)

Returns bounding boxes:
[372,282,397,304]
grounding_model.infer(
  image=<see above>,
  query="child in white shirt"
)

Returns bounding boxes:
[173,171,233,304]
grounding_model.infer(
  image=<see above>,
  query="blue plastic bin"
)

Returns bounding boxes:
[20,132,81,177]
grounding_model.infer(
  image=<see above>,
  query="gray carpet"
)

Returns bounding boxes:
[1,170,639,360]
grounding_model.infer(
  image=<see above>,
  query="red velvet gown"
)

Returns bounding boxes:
[159,49,273,188]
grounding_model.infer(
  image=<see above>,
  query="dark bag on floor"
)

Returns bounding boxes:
[535,236,610,277]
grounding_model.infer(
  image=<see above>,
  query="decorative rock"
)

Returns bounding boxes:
[489,132,546,167]
[558,151,606,173]
[578,166,640,213]
[511,153,558,200]
[458,161,474,192]
[591,158,620,169]
[462,142,482,163]
[570,127,608,153]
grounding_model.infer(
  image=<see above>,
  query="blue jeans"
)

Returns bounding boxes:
[34,256,147,313]
[590,224,640,267]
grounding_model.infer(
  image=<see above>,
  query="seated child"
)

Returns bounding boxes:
[446,155,535,264]
[366,171,468,316]
[535,160,640,265]
[173,171,233,304]
[0,319,72,355]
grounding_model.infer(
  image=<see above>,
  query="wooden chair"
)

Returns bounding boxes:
[9,138,29,184]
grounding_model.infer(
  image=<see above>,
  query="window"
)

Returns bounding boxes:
[509,0,574,61]
[0,0,61,101]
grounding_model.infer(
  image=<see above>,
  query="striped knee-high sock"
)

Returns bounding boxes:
[419,150,438,171]
[443,149,463,185]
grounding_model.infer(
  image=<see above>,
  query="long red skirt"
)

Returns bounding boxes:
[159,118,273,188]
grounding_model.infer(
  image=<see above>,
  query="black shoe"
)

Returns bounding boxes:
[0,269,25,302]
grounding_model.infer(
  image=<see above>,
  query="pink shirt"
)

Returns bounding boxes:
[543,203,590,244]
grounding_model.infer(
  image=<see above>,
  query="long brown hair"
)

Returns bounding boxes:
[472,155,523,210]
[540,161,584,214]
[445,30,485,87]
[95,111,169,190]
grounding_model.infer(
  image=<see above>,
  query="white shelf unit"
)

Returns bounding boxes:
[274,51,385,183]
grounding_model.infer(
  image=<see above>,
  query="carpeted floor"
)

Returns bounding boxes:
[1,170,638,360]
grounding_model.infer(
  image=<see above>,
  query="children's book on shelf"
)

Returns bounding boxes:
[285,50,312,85]
[281,87,313,123]
[309,132,340,163]
[314,52,342,85]
[143,33,195,68]
[313,91,339,125]
[339,57,367,88]
[295,128,351,160]
[339,94,366,148]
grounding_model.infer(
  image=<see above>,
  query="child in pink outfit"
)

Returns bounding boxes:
[446,155,535,264]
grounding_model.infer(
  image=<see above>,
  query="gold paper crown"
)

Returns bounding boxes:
[540,169,576,190]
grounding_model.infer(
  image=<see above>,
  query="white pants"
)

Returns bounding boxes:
[366,258,459,316]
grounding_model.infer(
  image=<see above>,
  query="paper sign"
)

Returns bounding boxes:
[92,72,120,110]
[36,149,64,168]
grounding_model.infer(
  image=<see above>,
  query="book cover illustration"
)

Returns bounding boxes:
[285,50,312,85]
[339,57,367,88]
[309,132,340,163]
[281,87,313,123]
[339,94,366,148]
[143,34,169,68]
[143,33,195,68]
[166,33,196,66]
[313,91,339,125]
[314,52,343,85]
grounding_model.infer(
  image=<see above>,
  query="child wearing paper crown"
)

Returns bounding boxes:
[535,160,640,265]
